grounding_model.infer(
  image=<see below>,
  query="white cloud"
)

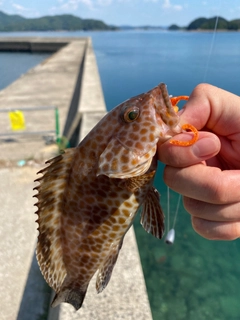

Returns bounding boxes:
[162,0,183,11]
[97,0,112,5]
[10,2,40,17]
[143,0,159,2]
[173,5,182,10]
[58,0,94,11]
[50,0,114,14]
[143,0,182,9]
[12,3,27,12]
[162,0,170,7]
[80,0,93,6]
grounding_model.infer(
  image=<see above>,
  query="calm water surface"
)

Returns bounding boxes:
[0,52,50,90]
[1,30,240,319]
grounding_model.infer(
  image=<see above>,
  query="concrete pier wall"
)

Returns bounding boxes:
[0,37,153,320]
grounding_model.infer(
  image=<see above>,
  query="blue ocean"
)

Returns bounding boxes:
[1,30,240,319]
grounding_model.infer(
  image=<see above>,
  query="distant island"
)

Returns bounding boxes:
[168,16,240,31]
[0,11,117,31]
[0,11,240,32]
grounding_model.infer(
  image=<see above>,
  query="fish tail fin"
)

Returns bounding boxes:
[51,285,87,310]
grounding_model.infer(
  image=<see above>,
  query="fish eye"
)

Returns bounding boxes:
[123,107,140,123]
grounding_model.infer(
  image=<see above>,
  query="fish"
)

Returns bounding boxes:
[34,83,198,310]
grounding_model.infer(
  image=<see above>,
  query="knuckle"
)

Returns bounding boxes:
[191,83,213,97]
[183,197,199,215]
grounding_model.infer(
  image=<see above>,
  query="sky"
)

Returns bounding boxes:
[1,0,240,27]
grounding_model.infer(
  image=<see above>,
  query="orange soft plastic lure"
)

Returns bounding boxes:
[169,95,199,146]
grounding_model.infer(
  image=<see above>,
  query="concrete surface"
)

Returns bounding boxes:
[0,37,153,320]
[64,37,107,141]
[0,166,49,320]
[0,37,86,162]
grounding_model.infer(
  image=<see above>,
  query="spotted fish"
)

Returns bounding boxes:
[34,83,198,310]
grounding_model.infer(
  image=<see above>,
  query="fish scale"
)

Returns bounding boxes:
[34,83,198,310]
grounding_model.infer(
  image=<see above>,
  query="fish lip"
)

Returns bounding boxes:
[149,83,182,139]
[159,83,172,110]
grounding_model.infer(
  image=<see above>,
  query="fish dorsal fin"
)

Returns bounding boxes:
[140,187,164,239]
[96,240,122,293]
[34,149,75,292]
[97,138,156,179]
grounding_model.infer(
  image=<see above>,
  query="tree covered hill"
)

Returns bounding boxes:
[169,16,240,31]
[187,16,240,30]
[0,11,117,31]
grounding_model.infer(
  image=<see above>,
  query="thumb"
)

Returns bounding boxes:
[158,132,221,167]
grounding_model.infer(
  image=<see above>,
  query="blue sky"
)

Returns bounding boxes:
[1,0,240,26]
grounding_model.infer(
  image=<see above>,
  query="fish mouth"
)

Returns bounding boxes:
[153,83,182,140]
[158,83,173,114]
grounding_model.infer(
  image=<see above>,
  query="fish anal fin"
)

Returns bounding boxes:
[140,187,164,239]
[34,148,75,292]
[96,241,122,293]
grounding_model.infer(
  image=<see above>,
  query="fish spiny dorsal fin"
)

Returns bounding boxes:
[34,148,75,292]
[140,187,164,239]
[96,240,123,293]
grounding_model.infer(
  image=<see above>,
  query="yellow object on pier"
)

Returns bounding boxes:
[8,110,26,131]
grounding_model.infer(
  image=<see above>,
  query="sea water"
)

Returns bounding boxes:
[1,30,240,319]
[0,51,50,90]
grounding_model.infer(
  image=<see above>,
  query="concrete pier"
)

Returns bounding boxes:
[0,37,153,320]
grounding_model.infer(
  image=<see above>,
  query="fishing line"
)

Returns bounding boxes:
[203,2,221,82]
[165,2,221,245]
[165,187,181,245]
[172,193,181,230]
[166,184,170,233]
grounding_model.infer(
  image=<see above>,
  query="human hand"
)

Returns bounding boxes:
[158,84,240,240]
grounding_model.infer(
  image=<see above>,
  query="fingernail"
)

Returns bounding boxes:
[192,137,219,158]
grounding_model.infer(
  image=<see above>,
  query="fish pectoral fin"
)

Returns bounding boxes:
[96,242,122,293]
[115,170,156,192]
[140,187,164,239]
[97,138,155,179]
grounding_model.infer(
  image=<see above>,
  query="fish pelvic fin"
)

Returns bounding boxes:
[34,149,75,292]
[96,240,122,293]
[140,187,164,239]
[51,286,87,310]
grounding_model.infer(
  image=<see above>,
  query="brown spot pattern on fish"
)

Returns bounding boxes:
[34,83,198,310]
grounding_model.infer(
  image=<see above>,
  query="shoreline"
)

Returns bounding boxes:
[0,28,239,34]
